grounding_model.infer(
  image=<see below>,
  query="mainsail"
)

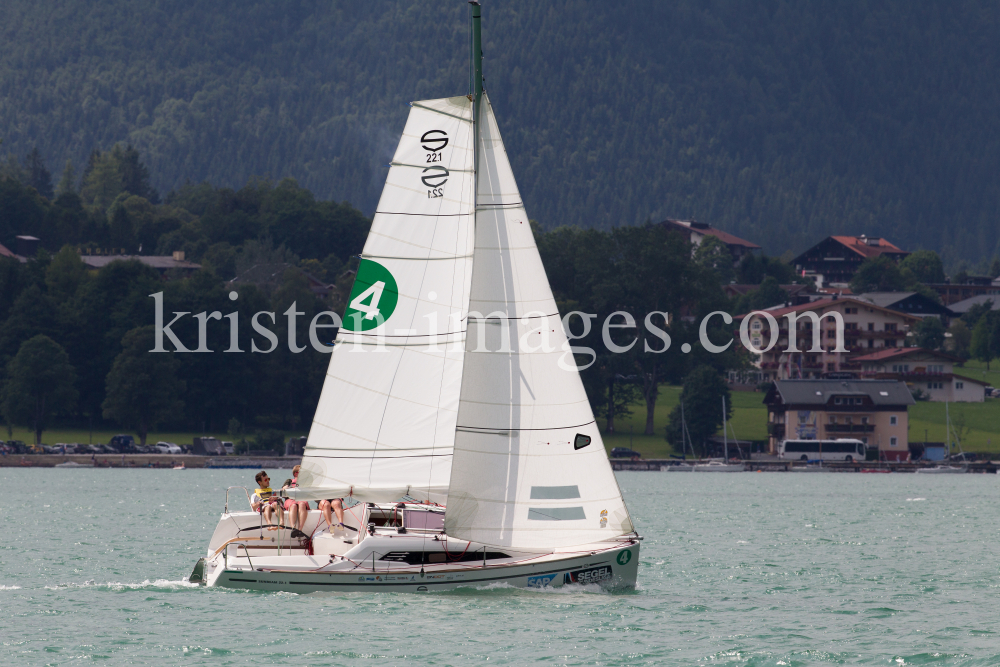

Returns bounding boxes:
[444,95,634,549]
[293,96,475,503]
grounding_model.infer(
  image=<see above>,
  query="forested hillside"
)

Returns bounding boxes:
[2,0,999,263]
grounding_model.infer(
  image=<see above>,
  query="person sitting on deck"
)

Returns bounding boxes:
[318,495,346,532]
[250,471,284,531]
[281,467,311,539]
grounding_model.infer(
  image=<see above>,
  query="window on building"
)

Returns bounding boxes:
[956,381,964,389]
[890,437,898,446]
[868,323,875,331]
[890,415,897,425]
[752,321,761,330]
[885,323,898,332]
[829,415,837,424]
[846,416,853,425]
[861,417,869,424]
[854,398,863,405]
[886,339,897,348]
[827,362,836,371]
[862,437,869,445]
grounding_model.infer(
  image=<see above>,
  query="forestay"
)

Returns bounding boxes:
[445,95,634,549]
[291,96,475,503]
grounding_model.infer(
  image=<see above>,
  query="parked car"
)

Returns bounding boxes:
[109,434,137,453]
[610,447,642,459]
[155,441,183,454]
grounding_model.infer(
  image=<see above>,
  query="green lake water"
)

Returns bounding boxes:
[2,469,999,665]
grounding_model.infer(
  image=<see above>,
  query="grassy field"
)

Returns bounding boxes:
[954,359,1000,390]
[600,386,770,459]
[9,380,999,458]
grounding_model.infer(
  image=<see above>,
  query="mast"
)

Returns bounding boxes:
[723,396,729,461]
[470,1,484,196]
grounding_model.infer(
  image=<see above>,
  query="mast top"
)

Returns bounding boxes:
[470,1,483,106]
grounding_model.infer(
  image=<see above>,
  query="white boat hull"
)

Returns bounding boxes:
[192,506,639,594]
[915,466,966,474]
[693,463,745,472]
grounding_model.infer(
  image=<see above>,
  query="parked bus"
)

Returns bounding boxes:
[778,439,865,462]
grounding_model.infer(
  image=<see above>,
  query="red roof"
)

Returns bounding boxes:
[852,347,961,363]
[829,236,908,259]
[736,296,918,322]
[660,219,761,249]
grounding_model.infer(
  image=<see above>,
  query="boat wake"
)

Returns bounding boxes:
[43,579,201,592]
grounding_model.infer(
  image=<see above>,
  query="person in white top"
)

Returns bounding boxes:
[250,471,283,531]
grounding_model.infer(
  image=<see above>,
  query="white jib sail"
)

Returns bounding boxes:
[445,95,634,549]
[292,96,475,504]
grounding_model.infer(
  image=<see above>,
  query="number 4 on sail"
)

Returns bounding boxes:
[190,1,641,594]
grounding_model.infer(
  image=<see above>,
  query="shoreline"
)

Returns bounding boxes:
[0,454,301,469]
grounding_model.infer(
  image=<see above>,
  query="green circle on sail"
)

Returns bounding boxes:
[616,550,632,565]
[343,259,399,331]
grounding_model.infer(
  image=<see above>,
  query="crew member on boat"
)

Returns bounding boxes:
[250,471,284,531]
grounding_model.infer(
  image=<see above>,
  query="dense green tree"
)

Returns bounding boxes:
[849,257,909,293]
[665,365,731,457]
[948,320,972,359]
[735,254,797,285]
[913,316,946,351]
[102,326,185,446]
[900,250,946,284]
[970,312,1000,370]
[45,245,89,300]
[23,148,53,200]
[1,335,78,443]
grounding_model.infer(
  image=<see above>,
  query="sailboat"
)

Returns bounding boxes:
[693,396,744,472]
[189,3,640,593]
[916,402,966,474]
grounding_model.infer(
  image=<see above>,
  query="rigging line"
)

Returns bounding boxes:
[390,162,474,172]
[466,312,559,321]
[360,254,473,261]
[374,211,473,217]
[411,102,473,122]
[476,200,523,206]
[455,420,596,433]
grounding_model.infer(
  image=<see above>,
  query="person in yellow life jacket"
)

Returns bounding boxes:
[250,471,284,531]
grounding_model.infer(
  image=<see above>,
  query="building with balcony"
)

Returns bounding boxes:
[739,297,919,382]
[853,347,986,402]
[763,379,914,461]
[925,276,1000,306]
[792,235,908,287]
